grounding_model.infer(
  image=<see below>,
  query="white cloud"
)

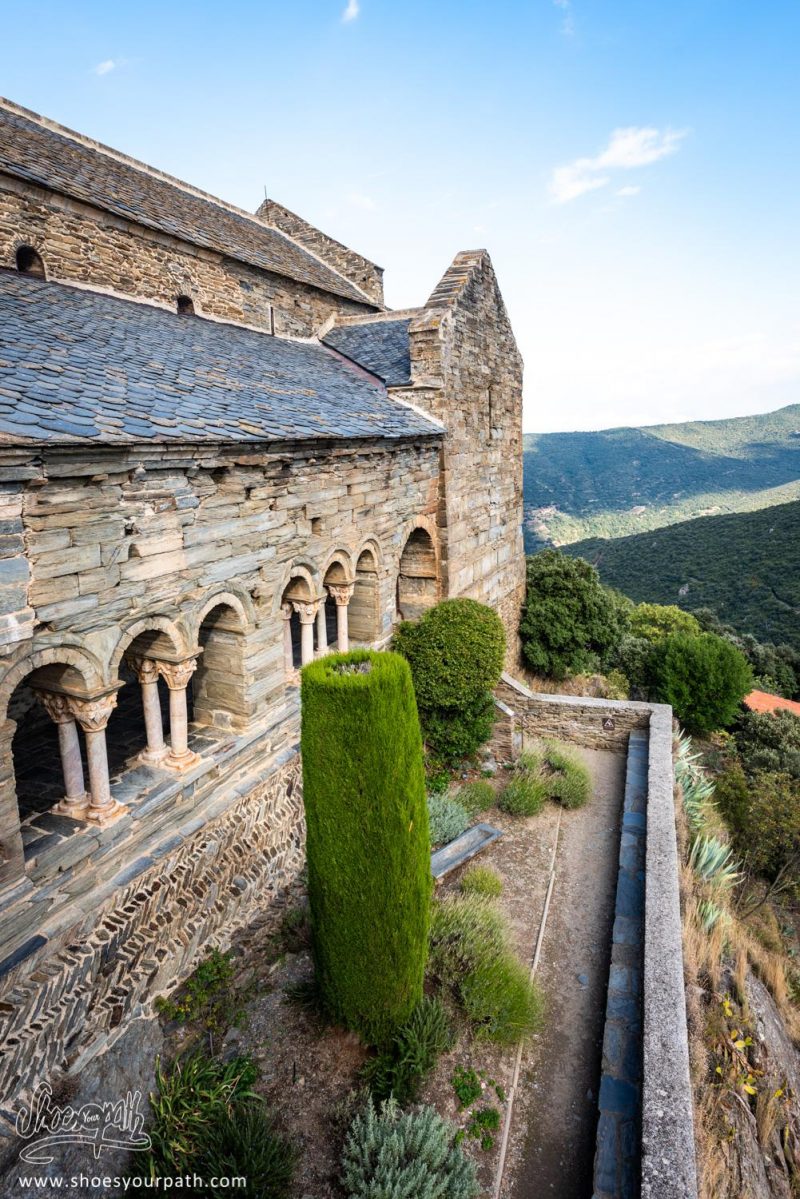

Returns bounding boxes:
[92,59,116,76]
[550,126,686,203]
[552,0,574,35]
[617,185,641,197]
[347,191,376,210]
[342,0,359,21]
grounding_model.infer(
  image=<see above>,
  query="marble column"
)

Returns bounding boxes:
[315,598,328,657]
[67,694,125,825]
[292,601,319,667]
[327,583,355,653]
[125,655,169,765]
[280,602,295,674]
[158,658,201,771]
[34,690,90,819]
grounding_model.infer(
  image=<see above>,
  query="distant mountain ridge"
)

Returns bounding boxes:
[523,403,800,550]
[567,499,800,653]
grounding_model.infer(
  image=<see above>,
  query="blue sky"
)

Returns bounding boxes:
[2,1,799,432]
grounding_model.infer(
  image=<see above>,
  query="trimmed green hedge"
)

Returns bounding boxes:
[394,599,506,764]
[301,650,431,1043]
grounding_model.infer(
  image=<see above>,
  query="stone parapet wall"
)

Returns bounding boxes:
[0,175,374,338]
[494,673,698,1196]
[257,198,384,307]
[0,739,304,1151]
[496,674,651,752]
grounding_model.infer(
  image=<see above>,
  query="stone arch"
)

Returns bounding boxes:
[349,544,381,644]
[278,563,321,672]
[272,561,318,617]
[192,595,253,731]
[184,586,256,650]
[0,647,101,890]
[397,521,439,621]
[0,644,103,724]
[15,242,46,279]
[109,615,189,681]
[320,548,355,586]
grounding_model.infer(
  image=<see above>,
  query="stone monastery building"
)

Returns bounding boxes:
[0,97,524,1116]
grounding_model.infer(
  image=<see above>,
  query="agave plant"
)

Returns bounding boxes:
[689,835,742,892]
[681,773,717,831]
[696,898,727,934]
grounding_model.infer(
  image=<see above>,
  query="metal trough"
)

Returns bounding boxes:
[430,822,503,881]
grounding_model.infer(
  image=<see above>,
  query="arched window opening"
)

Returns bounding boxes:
[280,576,318,673]
[349,548,380,644]
[8,666,88,822]
[16,245,46,279]
[193,604,247,730]
[397,527,437,621]
[176,294,195,315]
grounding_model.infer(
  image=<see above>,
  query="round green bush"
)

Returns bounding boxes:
[341,1099,479,1199]
[301,650,431,1043]
[427,895,542,1045]
[456,779,496,818]
[427,794,470,847]
[498,773,547,816]
[421,693,497,765]
[393,598,506,711]
[646,632,753,734]
[542,741,591,809]
[519,551,628,680]
[460,864,503,897]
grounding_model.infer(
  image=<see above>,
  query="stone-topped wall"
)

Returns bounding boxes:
[0,739,304,1152]
[495,675,651,752]
[257,198,384,307]
[0,175,375,337]
[0,434,441,891]
[391,252,525,663]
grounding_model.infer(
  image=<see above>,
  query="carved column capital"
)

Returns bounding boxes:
[124,654,161,685]
[157,657,198,691]
[33,689,75,725]
[327,582,355,607]
[292,600,319,625]
[67,693,118,733]
[280,602,294,621]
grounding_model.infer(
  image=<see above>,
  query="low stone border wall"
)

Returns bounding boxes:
[495,675,698,1198]
[0,733,305,1163]
[594,729,648,1197]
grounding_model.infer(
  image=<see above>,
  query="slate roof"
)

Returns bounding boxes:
[0,100,374,306]
[322,319,412,386]
[0,275,442,445]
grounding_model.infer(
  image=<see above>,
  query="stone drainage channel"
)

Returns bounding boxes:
[493,732,647,1199]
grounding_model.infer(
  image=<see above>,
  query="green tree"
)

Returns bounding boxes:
[300,650,431,1043]
[735,772,800,909]
[393,599,505,764]
[734,710,800,781]
[519,550,628,679]
[646,632,752,734]
[629,602,701,642]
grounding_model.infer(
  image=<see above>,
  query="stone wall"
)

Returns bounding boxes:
[257,198,385,307]
[496,674,651,752]
[0,434,441,890]
[391,251,526,656]
[0,738,304,1149]
[0,175,375,337]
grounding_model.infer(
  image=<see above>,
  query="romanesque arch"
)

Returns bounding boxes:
[349,546,381,644]
[397,523,439,621]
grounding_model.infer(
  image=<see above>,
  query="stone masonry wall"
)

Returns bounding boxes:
[496,675,651,752]
[0,434,441,889]
[391,252,526,661]
[0,175,376,337]
[0,742,304,1146]
[257,198,385,307]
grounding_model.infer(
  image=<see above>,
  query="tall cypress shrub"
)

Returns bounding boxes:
[300,649,431,1044]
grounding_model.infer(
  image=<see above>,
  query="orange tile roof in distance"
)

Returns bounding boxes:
[743,690,800,718]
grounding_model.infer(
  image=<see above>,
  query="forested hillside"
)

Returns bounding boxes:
[523,403,800,550]
[567,499,800,651]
